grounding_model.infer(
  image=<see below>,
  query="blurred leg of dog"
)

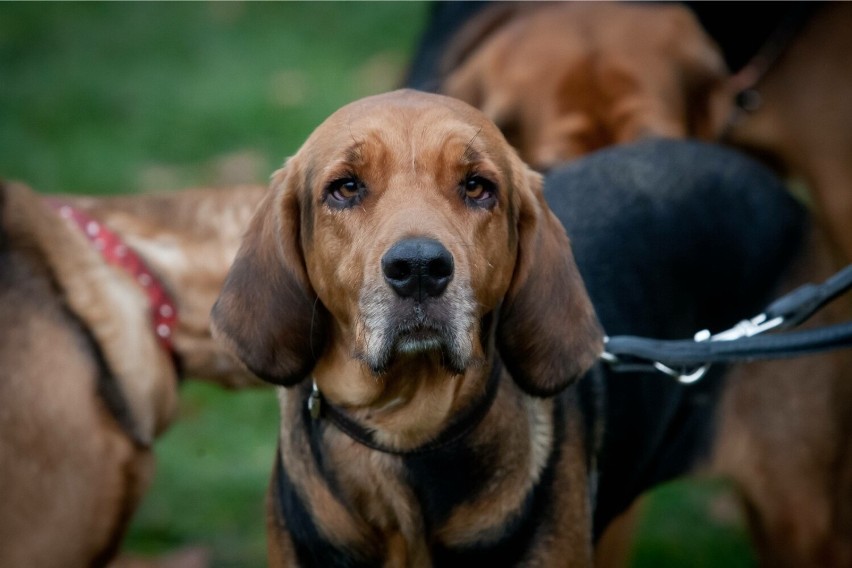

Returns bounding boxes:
[0,182,264,567]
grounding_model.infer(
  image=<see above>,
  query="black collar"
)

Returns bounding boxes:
[307,359,503,457]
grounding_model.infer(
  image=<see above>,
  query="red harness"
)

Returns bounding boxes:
[45,199,178,354]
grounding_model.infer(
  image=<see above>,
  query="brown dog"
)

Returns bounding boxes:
[212,89,604,565]
[0,181,265,567]
[441,2,731,170]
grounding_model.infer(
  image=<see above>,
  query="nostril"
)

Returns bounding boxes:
[427,254,453,280]
[384,258,413,281]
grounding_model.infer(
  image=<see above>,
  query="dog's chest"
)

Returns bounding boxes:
[277,392,565,566]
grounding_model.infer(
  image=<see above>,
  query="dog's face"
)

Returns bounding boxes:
[213,89,601,397]
[296,97,516,375]
[442,3,731,170]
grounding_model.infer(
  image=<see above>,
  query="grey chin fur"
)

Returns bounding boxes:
[356,325,471,376]
[356,279,478,376]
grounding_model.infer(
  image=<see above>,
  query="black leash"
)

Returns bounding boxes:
[602,264,852,383]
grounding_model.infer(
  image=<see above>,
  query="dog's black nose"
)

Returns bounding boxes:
[382,237,454,300]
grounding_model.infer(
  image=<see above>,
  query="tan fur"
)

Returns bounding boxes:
[514,402,594,568]
[213,90,603,565]
[0,181,265,566]
[5,182,178,444]
[442,2,730,170]
[69,185,267,389]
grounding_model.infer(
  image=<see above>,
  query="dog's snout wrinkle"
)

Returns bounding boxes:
[381,237,454,300]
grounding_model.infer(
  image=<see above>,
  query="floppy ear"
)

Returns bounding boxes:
[497,165,603,397]
[211,162,325,386]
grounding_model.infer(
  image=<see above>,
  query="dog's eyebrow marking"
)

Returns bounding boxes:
[345,120,365,165]
[462,128,484,163]
[343,143,365,166]
[410,125,421,176]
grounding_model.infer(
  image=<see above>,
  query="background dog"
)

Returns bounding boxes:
[439,2,731,170]
[0,181,264,567]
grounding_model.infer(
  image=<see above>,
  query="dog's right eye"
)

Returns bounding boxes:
[325,177,365,208]
[461,174,498,209]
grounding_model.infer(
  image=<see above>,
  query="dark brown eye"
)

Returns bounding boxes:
[463,175,497,207]
[326,177,365,207]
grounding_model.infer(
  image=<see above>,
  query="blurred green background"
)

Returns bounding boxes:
[0,3,755,567]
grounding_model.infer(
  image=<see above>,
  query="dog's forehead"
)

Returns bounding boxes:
[303,90,504,157]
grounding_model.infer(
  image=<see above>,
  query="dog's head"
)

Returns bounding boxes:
[442,3,731,170]
[212,89,601,397]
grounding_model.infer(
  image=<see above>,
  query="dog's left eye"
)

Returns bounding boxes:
[462,175,497,207]
[326,177,366,207]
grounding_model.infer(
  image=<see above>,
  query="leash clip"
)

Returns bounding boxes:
[603,263,852,382]
[652,361,710,385]
[697,313,784,343]
[601,338,712,384]
[602,313,786,385]
[670,313,785,384]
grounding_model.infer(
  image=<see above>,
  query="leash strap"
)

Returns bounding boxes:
[763,264,852,328]
[602,264,852,382]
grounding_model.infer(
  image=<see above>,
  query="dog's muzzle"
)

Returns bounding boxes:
[356,237,475,374]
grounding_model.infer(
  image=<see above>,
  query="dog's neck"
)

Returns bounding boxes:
[312,360,503,456]
[68,185,267,387]
[312,344,497,452]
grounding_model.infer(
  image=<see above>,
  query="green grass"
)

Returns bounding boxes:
[0,3,757,566]
[123,382,280,566]
[630,478,757,568]
[0,2,428,195]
